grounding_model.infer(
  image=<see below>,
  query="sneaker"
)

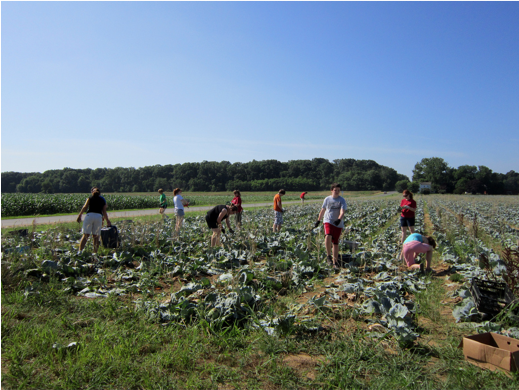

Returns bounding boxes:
[327,255,333,266]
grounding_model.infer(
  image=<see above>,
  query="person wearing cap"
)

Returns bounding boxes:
[77,187,111,253]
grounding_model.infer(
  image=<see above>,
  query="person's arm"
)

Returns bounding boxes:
[402,200,416,212]
[217,209,228,225]
[225,217,232,229]
[77,198,90,223]
[102,204,111,226]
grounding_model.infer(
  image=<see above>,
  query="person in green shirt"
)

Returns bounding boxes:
[158,189,167,217]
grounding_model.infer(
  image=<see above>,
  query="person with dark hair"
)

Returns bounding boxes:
[401,233,436,272]
[158,188,167,217]
[231,190,243,229]
[300,191,308,205]
[77,187,111,253]
[400,189,417,243]
[273,189,286,232]
[173,188,189,235]
[314,183,347,268]
[205,204,237,247]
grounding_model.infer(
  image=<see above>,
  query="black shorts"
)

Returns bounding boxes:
[205,215,218,229]
[400,217,415,227]
[160,204,167,210]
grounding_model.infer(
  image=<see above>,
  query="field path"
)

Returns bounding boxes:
[2,192,396,228]
[1,200,316,228]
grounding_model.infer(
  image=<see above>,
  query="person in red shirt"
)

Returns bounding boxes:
[231,189,243,229]
[400,189,417,243]
[300,191,307,205]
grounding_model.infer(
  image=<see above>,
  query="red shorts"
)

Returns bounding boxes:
[324,223,342,245]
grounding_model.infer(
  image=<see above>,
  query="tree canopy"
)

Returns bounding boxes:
[2,158,408,193]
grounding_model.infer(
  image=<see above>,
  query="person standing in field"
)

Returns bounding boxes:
[173,188,189,236]
[400,189,417,243]
[314,183,347,269]
[273,189,286,232]
[300,191,308,205]
[158,188,167,217]
[401,233,436,272]
[205,204,237,247]
[231,189,243,229]
[77,187,111,253]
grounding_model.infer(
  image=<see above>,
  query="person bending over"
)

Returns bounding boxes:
[300,191,307,205]
[206,204,237,247]
[402,233,436,272]
[314,183,347,269]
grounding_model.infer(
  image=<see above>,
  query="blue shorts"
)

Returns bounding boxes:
[274,211,283,225]
[400,217,415,227]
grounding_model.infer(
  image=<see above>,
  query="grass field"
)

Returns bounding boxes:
[2,195,519,389]
[1,191,382,219]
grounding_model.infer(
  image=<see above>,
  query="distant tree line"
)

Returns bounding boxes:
[2,158,408,193]
[394,157,519,195]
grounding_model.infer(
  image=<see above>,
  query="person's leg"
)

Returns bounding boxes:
[332,243,339,265]
[409,226,415,234]
[425,249,432,269]
[401,226,408,244]
[325,235,332,259]
[92,235,100,253]
[176,216,184,233]
[79,234,90,251]
[211,228,221,247]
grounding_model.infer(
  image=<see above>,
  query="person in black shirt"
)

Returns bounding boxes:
[206,204,237,247]
[77,187,111,253]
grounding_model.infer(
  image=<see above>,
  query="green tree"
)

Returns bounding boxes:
[412,157,451,189]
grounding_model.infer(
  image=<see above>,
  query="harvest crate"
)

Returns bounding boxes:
[469,278,515,317]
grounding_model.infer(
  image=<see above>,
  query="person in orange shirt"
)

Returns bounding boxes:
[273,189,286,232]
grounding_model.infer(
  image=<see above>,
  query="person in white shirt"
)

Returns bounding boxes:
[314,183,347,269]
[173,188,189,236]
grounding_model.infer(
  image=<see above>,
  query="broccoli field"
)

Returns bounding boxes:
[2,195,519,389]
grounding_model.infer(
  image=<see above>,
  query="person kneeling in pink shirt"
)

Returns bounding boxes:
[401,233,436,272]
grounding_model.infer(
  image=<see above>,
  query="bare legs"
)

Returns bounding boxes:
[324,235,339,266]
[408,249,433,271]
[174,216,184,237]
[211,228,221,247]
[79,234,100,253]
[273,224,281,233]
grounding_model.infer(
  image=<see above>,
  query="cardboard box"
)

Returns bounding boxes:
[459,332,519,372]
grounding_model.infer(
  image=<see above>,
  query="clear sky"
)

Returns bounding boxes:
[2,1,518,179]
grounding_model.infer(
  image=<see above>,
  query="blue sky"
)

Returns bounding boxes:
[2,1,518,179]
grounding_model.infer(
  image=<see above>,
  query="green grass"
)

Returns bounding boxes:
[3,196,517,389]
[3,283,517,389]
